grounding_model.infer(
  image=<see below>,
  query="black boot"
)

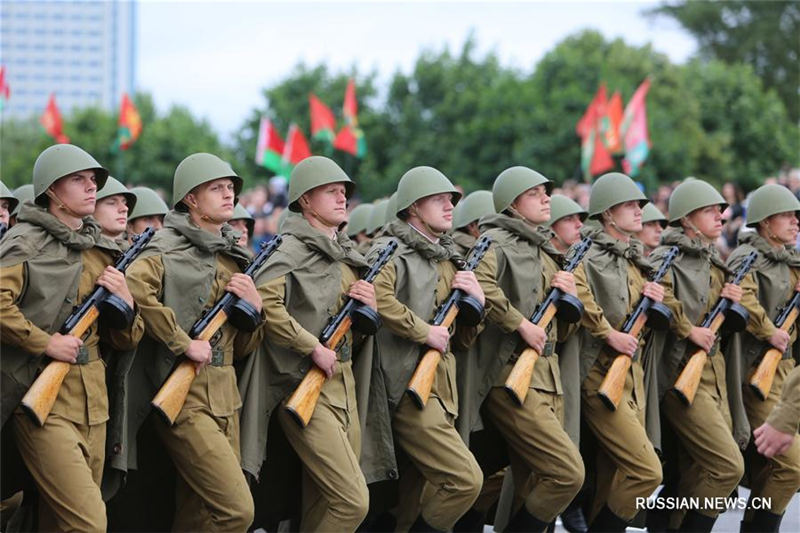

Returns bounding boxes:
[678,510,716,533]
[505,507,550,533]
[588,505,629,533]
[410,514,445,533]
[453,507,486,533]
[747,509,783,533]
[561,500,589,533]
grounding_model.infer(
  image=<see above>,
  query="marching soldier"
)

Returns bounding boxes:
[0,180,18,230]
[567,173,667,531]
[94,176,137,248]
[127,186,169,236]
[229,203,255,250]
[725,184,800,532]
[754,365,800,458]
[243,156,372,532]
[9,184,34,227]
[451,190,494,255]
[366,197,389,239]
[648,178,747,531]
[0,144,143,531]
[635,202,667,256]
[125,153,263,531]
[546,193,587,253]
[458,167,584,532]
[366,167,483,532]
[345,202,373,254]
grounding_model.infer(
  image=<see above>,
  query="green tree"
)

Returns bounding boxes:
[649,1,800,122]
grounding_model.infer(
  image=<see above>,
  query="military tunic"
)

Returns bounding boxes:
[0,204,143,532]
[766,366,800,434]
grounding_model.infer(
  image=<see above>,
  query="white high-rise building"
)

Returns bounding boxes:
[0,0,137,118]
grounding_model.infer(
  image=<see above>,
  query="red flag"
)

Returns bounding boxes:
[333,126,358,156]
[309,94,336,143]
[576,84,606,140]
[283,124,311,166]
[621,78,652,177]
[577,85,613,179]
[603,91,624,154]
[0,66,10,110]
[343,79,358,124]
[116,93,142,150]
[40,93,69,143]
[255,117,286,174]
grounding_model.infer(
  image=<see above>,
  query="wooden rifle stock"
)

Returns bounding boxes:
[672,312,726,406]
[19,227,155,426]
[20,307,99,426]
[284,316,352,428]
[597,313,648,411]
[749,303,799,401]
[503,303,558,406]
[406,305,460,409]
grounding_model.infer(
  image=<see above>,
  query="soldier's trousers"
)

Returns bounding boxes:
[743,358,800,519]
[662,352,744,519]
[13,411,106,532]
[277,360,369,532]
[154,405,254,532]
[392,393,483,530]
[484,386,585,522]
[581,355,662,521]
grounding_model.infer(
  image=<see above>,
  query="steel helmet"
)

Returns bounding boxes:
[0,180,19,215]
[587,172,647,220]
[492,166,553,213]
[173,153,243,210]
[454,190,495,229]
[745,184,800,228]
[33,144,109,206]
[96,176,137,212]
[641,202,667,228]
[128,187,169,221]
[395,166,461,215]
[546,194,587,228]
[346,203,373,237]
[288,156,354,212]
[668,178,727,226]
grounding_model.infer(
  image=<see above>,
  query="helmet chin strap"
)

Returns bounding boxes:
[602,210,634,238]
[45,189,84,228]
[300,196,339,236]
[507,205,539,227]
[409,204,444,239]
[761,220,785,247]
[681,216,714,244]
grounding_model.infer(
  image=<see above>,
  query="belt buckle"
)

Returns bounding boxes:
[210,350,224,367]
[75,345,89,365]
[541,342,554,357]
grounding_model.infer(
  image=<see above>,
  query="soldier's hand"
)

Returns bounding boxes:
[451,271,485,306]
[606,330,638,356]
[551,271,577,296]
[768,329,791,353]
[45,333,83,363]
[753,421,795,458]
[688,326,716,352]
[97,266,134,308]
[517,320,546,353]
[642,281,664,303]
[184,340,212,375]
[311,343,337,378]
[226,274,262,312]
[721,283,742,303]
[349,280,377,310]
[425,325,450,353]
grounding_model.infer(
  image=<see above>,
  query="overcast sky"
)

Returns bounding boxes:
[137,1,697,140]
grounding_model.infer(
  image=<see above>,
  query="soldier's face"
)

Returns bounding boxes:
[229,219,250,246]
[686,205,723,239]
[552,213,583,246]
[301,182,348,227]
[511,185,550,224]
[128,215,164,236]
[636,221,663,249]
[413,192,454,233]
[94,194,129,237]
[185,178,236,223]
[0,199,9,225]
[762,211,799,245]
[49,170,98,217]
[608,201,642,233]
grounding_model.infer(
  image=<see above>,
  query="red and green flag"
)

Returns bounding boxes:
[602,90,624,155]
[621,78,652,178]
[309,93,336,144]
[40,93,69,144]
[282,124,312,174]
[334,79,366,158]
[0,66,10,111]
[576,84,613,180]
[116,93,142,150]
[255,117,286,174]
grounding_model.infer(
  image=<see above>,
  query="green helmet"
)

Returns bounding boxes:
[173,153,243,210]
[454,190,495,229]
[492,166,553,213]
[384,192,398,225]
[96,176,137,212]
[288,156,355,213]
[746,184,800,228]
[230,203,255,235]
[346,203,373,237]
[0,180,19,215]
[396,166,461,215]
[11,184,34,217]
[128,187,169,221]
[33,144,109,206]
[668,178,727,226]
[588,172,647,220]
[546,194,586,227]
[366,198,389,235]
[641,202,667,228]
